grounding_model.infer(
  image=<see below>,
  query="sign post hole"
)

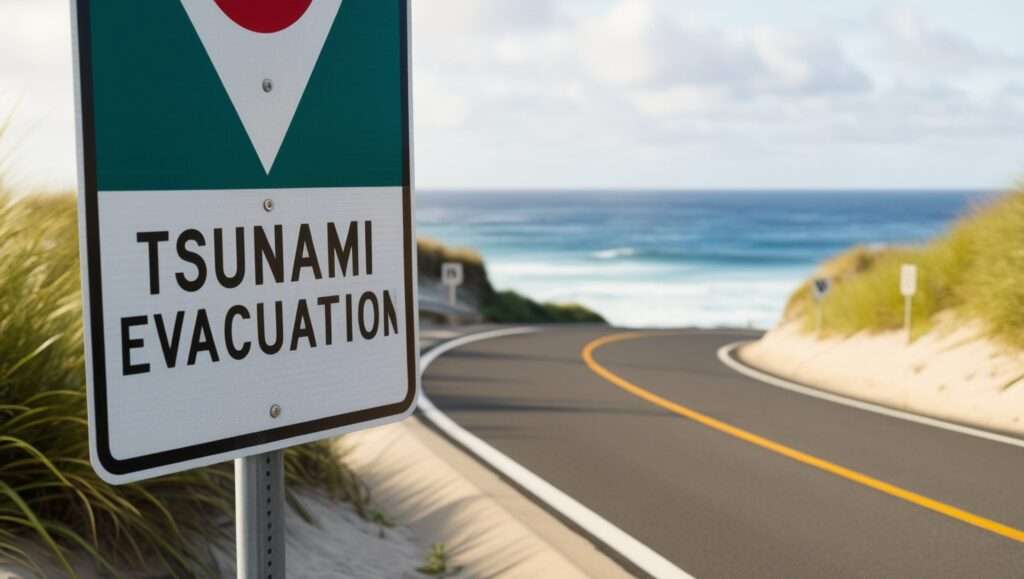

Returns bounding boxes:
[71,2,417,577]
[236,451,286,578]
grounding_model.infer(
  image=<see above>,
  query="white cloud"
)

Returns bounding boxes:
[631,85,726,116]
[408,0,1024,188]
[2,0,1024,190]
[413,0,482,37]
[0,0,75,190]
[747,28,872,95]
[577,0,657,85]
[414,73,470,129]
[577,0,871,100]
[875,7,1024,73]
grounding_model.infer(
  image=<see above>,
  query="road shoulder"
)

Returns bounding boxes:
[343,416,633,579]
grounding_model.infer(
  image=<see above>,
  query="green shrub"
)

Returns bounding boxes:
[417,238,493,306]
[416,543,460,577]
[0,194,368,577]
[482,290,605,324]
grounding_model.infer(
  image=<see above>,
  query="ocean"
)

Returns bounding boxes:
[416,190,993,329]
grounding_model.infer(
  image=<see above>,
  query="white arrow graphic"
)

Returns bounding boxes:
[180,0,343,174]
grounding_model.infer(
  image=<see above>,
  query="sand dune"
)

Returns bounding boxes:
[742,319,1024,436]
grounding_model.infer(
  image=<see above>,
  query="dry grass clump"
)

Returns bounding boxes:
[417,237,483,266]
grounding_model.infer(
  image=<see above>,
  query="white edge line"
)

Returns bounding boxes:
[717,341,1024,449]
[418,327,695,579]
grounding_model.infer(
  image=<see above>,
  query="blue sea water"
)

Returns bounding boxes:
[416,190,994,328]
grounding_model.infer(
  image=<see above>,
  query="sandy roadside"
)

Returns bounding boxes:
[741,320,1024,436]
[2,422,621,579]
[0,488,423,579]
[344,417,632,579]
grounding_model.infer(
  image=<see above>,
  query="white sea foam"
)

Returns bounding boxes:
[489,266,805,329]
[592,247,638,260]
[490,261,673,278]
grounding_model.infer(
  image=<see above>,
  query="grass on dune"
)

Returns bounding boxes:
[417,237,483,267]
[0,193,370,577]
[418,237,606,324]
[785,185,1024,345]
[481,290,606,324]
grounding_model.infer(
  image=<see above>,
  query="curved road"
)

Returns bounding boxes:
[423,327,1024,578]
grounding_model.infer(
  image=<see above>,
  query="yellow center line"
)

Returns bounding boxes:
[581,331,1024,543]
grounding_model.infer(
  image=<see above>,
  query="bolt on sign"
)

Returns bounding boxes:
[71,0,418,483]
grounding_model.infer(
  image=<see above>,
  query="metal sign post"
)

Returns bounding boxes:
[901,264,918,344]
[812,277,831,336]
[236,451,286,579]
[903,296,912,342]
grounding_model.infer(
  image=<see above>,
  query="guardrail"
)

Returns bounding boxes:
[418,298,482,325]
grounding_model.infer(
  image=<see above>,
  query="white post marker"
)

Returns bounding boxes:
[441,262,464,307]
[71,1,417,577]
[812,277,831,335]
[901,264,918,343]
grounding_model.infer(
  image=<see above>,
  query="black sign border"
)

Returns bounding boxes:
[74,0,417,477]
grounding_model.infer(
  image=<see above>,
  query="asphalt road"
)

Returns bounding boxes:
[423,327,1024,578]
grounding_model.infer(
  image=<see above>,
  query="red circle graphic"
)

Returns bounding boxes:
[214,0,313,34]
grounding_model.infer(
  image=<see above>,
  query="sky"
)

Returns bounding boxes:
[2,0,1023,191]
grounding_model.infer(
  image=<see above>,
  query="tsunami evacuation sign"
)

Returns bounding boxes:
[71,0,418,484]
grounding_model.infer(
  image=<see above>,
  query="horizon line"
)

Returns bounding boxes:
[418,186,1002,194]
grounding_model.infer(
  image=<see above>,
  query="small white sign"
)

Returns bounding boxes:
[441,262,464,287]
[901,264,918,297]
[812,277,831,301]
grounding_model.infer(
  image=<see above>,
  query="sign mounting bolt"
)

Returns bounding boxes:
[262,78,274,93]
[269,404,282,419]
[263,199,274,212]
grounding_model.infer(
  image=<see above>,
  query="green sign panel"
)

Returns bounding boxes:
[72,0,417,484]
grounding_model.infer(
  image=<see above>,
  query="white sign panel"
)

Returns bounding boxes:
[72,0,417,483]
[441,262,464,287]
[901,264,918,297]
[179,0,343,173]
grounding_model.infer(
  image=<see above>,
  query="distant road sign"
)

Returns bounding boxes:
[441,262,464,307]
[812,278,831,301]
[901,264,918,297]
[442,262,465,287]
[72,0,417,483]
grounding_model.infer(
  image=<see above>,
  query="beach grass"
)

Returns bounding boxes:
[0,193,369,577]
[417,237,484,266]
[785,185,1024,345]
[482,290,606,324]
